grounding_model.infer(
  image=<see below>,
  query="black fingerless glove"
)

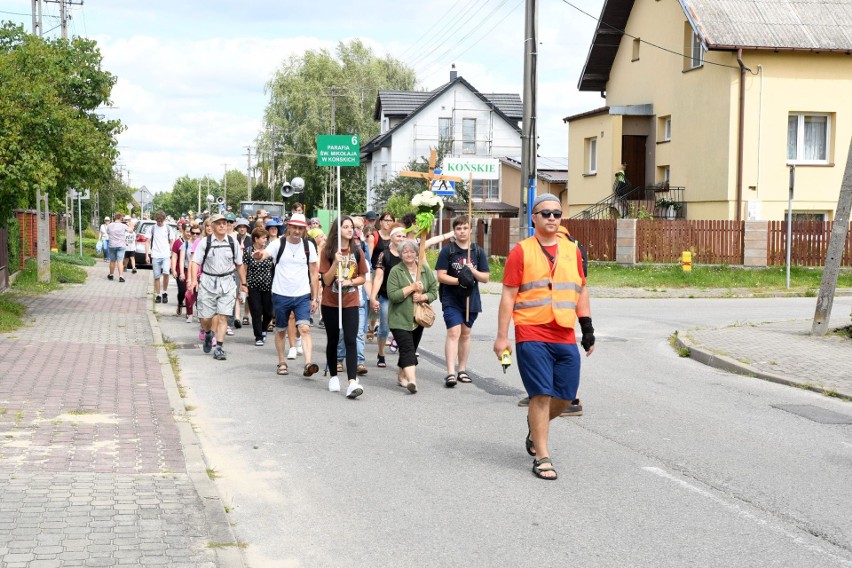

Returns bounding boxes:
[579,316,595,352]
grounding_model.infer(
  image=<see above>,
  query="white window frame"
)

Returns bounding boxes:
[462,118,476,154]
[787,113,831,165]
[587,137,597,174]
[689,31,705,69]
[439,117,452,143]
[664,117,671,141]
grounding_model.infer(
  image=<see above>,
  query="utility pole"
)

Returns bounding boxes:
[41,0,83,39]
[246,146,252,199]
[222,163,229,206]
[520,0,538,239]
[31,0,42,36]
[812,139,852,335]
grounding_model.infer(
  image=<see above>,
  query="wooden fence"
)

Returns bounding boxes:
[767,221,852,267]
[563,219,617,261]
[636,220,744,264]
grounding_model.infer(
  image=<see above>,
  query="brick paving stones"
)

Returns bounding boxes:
[0,265,221,566]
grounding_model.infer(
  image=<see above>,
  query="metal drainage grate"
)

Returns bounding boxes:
[772,404,852,425]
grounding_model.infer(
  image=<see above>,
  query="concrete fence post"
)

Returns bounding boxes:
[743,221,769,267]
[616,218,637,265]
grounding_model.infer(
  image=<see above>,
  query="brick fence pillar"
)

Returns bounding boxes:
[744,220,769,267]
[508,217,520,251]
[616,218,637,265]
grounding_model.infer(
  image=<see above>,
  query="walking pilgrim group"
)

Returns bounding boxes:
[161,193,595,481]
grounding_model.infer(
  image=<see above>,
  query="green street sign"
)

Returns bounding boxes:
[316,135,360,167]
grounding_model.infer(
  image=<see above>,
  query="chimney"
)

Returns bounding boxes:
[450,64,457,81]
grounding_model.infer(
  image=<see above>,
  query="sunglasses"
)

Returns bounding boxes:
[534,209,563,219]
[191,232,201,235]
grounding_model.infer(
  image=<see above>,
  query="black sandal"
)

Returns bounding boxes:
[457,370,472,383]
[525,417,536,456]
[532,457,557,480]
[444,374,457,388]
[377,355,387,368]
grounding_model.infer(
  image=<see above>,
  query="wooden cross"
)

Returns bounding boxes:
[398,149,462,275]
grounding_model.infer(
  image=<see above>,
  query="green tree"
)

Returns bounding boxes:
[0,22,123,224]
[262,39,416,216]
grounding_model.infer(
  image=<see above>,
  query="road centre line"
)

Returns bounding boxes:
[642,467,852,566]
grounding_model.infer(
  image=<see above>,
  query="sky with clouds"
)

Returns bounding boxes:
[2,0,606,194]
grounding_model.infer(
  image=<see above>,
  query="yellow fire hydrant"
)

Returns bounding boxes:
[681,251,692,272]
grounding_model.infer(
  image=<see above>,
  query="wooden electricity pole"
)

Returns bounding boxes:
[812,139,852,335]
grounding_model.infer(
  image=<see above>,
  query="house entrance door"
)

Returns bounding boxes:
[621,135,647,198]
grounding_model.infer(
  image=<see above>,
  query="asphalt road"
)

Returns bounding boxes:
[157,294,852,568]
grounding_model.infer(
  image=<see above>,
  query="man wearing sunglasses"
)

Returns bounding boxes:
[493,193,595,481]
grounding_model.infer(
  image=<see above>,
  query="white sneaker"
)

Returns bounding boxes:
[287,347,297,360]
[185,315,192,323]
[346,379,364,399]
[296,338,303,355]
[328,376,340,392]
[226,327,234,336]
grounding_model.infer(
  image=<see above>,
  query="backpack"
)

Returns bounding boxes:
[199,235,236,276]
[558,232,589,277]
[274,236,315,288]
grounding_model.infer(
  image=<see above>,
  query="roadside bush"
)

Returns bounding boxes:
[83,227,98,239]
[51,252,95,267]
[6,216,21,271]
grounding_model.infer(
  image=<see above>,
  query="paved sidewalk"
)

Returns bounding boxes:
[0,263,241,567]
[677,314,852,400]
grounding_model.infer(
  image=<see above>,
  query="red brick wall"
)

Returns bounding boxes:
[14,210,58,269]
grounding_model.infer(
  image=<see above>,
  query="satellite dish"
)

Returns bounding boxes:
[291,177,305,193]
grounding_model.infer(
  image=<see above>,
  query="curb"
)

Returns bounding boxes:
[673,334,852,402]
[146,288,245,568]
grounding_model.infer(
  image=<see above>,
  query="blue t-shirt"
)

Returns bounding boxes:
[435,241,489,313]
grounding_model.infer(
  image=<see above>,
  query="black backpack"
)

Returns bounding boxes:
[199,235,236,276]
[274,236,315,288]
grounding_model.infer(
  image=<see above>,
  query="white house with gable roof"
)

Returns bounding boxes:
[362,67,523,212]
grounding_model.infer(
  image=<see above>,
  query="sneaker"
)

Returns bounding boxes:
[518,397,530,407]
[255,339,264,346]
[346,380,364,399]
[389,339,398,353]
[226,327,234,336]
[287,347,297,360]
[262,331,267,339]
[212,337,217,347]
[198,329,205,341]
[203,331,213,353]
[186,315,193,323]
[118,277,125,283]
[328,376,340,392]
[296,338,303,355]
[155,295,162,304]
[234,319,242,329]
[213,346,227,360]
[107,274,114,280]
[162,293,168,304]
[561,399,583,417]
[132,269,137,274]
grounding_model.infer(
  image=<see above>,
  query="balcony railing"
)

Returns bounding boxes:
[571,185,686,220]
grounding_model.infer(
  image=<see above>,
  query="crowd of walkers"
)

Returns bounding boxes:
[119,194,595,480]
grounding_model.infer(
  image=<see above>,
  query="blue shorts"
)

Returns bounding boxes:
[272,293,311,329]
[108,246,125,262]
[151,257,169,279]
[442,303,478,329]
[517,341,581,401]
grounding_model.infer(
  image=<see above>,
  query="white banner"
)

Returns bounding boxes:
[443,158,500,180]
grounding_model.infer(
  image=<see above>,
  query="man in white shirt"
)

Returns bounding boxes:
[252,213,320,378]
[146,210,175,304]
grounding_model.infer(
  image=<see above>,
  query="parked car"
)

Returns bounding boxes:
[132,220,179,268]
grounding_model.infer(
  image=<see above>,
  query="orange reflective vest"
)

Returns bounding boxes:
[512,236,583,328]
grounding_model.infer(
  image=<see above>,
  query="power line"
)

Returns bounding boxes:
[395,0,477,61]
[559,0,743,71]
[412,0,519,78]
[406,0,495,69]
